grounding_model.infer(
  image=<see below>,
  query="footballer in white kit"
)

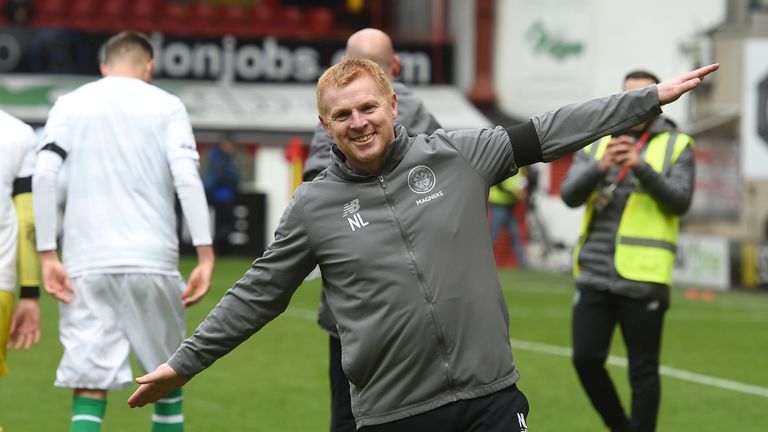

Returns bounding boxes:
[33,31,214,432]
[0,109,42,376]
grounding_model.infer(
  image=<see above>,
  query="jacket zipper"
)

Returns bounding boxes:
[377,175,456,391]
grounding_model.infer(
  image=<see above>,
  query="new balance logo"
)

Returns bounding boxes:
[342,199,361,217]
[517,413,528,431]
[343,199,370,232]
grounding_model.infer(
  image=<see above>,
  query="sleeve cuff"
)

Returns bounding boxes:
[20,286,40,299]
[506,120,543,167]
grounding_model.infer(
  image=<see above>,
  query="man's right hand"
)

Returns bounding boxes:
[128,363,189,408]
[39,250,74,303]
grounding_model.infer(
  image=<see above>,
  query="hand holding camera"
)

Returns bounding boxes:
[597,135,635,172]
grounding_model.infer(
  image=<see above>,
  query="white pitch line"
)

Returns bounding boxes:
[510,338,768,398]
[283,307,768,398]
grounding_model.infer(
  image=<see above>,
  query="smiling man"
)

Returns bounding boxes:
[128,59,718,432]
[305,28,443,432]
[319,69,395,173]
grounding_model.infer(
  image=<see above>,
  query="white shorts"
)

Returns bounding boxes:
[55,273,186,390]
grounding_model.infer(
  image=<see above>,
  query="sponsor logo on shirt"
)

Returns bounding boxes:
[342,198,370,232]
[416,191,444,206]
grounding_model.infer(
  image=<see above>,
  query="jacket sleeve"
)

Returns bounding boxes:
[168,186,317,377]
[303,123,335,181]
[632,142,695,215]
[559,149,607,208]
[505,85,662,168]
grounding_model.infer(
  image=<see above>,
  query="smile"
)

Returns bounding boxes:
[352,133,375,143]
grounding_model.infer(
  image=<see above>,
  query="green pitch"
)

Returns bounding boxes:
[1,257,766,431]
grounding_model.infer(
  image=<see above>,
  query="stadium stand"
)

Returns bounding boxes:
[25,0,336,39]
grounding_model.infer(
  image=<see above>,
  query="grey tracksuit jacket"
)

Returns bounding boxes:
[304,80,442,337]
[560,116,695,301]
[168,85,662,428]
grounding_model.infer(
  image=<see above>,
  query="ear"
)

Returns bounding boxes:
[143,59,155,82]
[319,115,332,135]
[99,63,109,77]
[391,55,401,79]
[391,93,398,119]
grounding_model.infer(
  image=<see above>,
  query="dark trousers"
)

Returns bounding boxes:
[329,335,357,432]
[330,335,529,432]
[358,383,529,432]
[572,287,667,432]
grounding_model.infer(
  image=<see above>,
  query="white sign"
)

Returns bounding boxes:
[673,233,731,291]
[515,0,593,107]
[0,76,490,132]
[741,39,768,180]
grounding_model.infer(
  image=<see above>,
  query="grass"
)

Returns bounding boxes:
[1,257,766,431]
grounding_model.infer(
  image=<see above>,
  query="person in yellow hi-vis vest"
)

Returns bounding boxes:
[0,109,42,378]
[560,70,695,432]
[488,170,528,269]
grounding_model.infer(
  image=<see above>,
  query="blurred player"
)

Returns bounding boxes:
[129,59,718,431]
[33,31,214,432]
[302,28,441,432]
[0,109,41,377]
[560,70,696,432]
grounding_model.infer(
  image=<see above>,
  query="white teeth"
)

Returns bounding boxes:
[352,133,374,143]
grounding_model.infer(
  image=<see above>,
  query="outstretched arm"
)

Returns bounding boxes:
[657,63,719,105]
[523,63,720,165]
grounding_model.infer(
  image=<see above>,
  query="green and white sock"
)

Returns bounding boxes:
[152,388,184,432]
[70,396,106,432]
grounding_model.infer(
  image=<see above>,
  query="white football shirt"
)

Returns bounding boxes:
[34,76,211,275]
[0,110,37,292]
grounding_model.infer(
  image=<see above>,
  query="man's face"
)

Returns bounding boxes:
[319,74,398,174]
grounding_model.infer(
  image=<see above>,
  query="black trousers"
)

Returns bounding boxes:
[572,287,667,432]
[329,335,529,432]
[358,383,529,432]
[329,335,357,432]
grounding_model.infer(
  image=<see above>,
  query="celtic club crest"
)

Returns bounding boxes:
[407,165,436,194]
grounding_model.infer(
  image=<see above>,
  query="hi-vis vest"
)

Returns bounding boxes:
[488,169,526,206]
[574,131,693,285]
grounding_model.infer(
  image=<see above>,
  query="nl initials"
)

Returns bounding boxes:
[347,213,370,232]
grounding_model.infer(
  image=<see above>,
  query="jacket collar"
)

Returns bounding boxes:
[329,124,411,181]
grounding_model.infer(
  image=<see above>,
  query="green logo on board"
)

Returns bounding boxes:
[525,21,584,61]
